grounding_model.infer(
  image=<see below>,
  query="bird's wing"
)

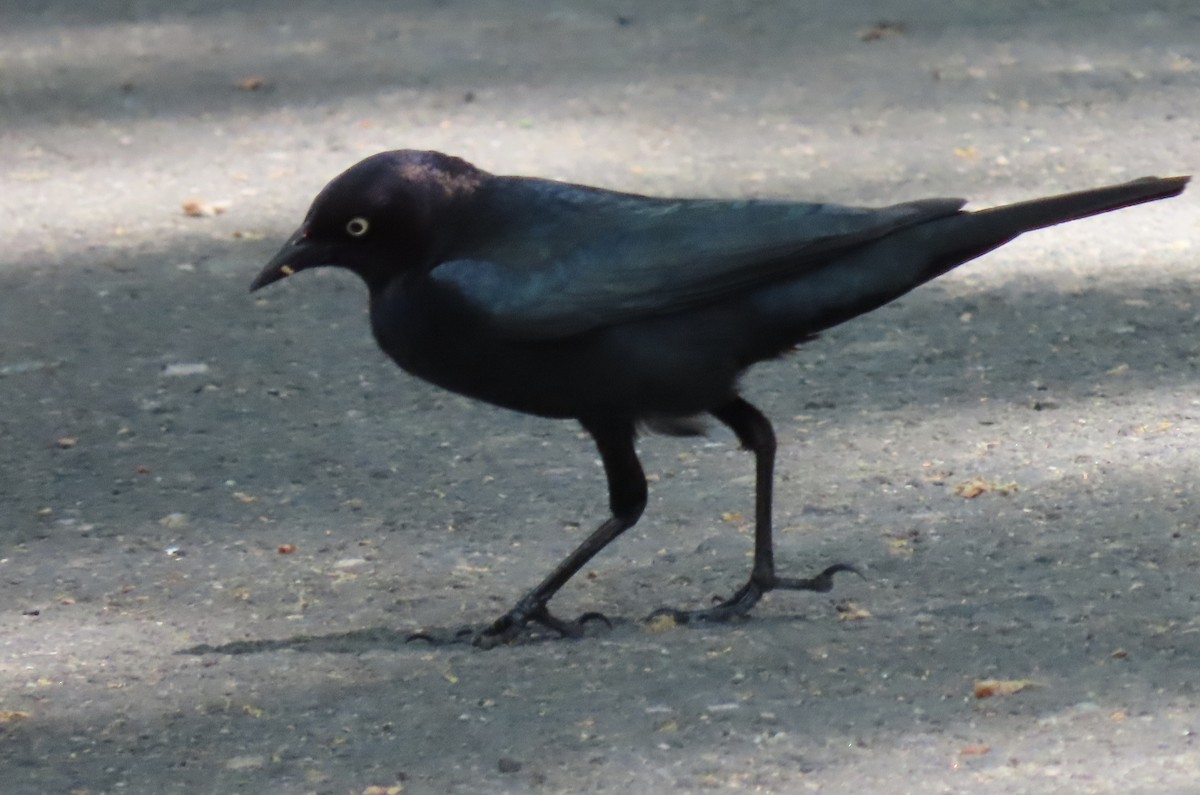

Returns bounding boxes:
[429,180,965,339]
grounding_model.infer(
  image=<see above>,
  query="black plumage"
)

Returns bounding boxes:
[251,150,1187,647]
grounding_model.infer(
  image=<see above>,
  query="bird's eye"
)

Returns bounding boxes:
[346,217,370,237]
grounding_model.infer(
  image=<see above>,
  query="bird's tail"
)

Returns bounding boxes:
[967,175,1190,237]
[756,175,1190,341]
[907,174,1191,286]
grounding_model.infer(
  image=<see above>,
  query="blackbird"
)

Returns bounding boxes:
[251,150,1187,647]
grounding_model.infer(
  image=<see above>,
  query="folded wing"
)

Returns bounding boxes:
[430,181,965,339]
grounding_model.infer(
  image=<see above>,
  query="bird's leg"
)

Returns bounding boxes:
[471,418,646,648]
[649,397,858,624]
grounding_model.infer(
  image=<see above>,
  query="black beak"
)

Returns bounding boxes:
[250,226,328,292]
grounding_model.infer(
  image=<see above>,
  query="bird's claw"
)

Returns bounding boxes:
[474,604,612,649]
[407,605,612,649]
[646,562,861,625]
[782,562,863,593]
[646,581,763,625]
[405,625,477,645]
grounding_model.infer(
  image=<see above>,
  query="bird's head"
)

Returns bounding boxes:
[251,149,487,293]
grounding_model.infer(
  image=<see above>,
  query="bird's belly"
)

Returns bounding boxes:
[372,303,741,420]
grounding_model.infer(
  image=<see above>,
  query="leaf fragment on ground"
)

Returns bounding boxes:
[181,198,230,217]
[954,476,1018,499]
[236,75,267,91]
[643,614,679,633]
[859,21,906,41]
[974,678,1038,699]
[836,602,872,621]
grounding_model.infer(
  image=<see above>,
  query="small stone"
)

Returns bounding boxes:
[163,362,210,377]
[224,754,265,770]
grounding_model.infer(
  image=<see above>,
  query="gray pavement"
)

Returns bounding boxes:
[2,2,1199,793]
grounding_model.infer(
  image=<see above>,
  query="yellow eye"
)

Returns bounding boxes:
[346,217,369,237]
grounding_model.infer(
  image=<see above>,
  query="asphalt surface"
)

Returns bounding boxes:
[1,2,1199,793]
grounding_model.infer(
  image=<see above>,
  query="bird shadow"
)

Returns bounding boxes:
[178,627,420,656]
[177,618,633,655]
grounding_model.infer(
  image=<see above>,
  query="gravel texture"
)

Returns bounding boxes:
[1,2,1199,793]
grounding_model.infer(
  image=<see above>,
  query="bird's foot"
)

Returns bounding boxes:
[407,603,611,649]
[647,563,860,625]
[473,604,610,649]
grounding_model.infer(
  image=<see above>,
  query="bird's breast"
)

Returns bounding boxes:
[368,278,582,418]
